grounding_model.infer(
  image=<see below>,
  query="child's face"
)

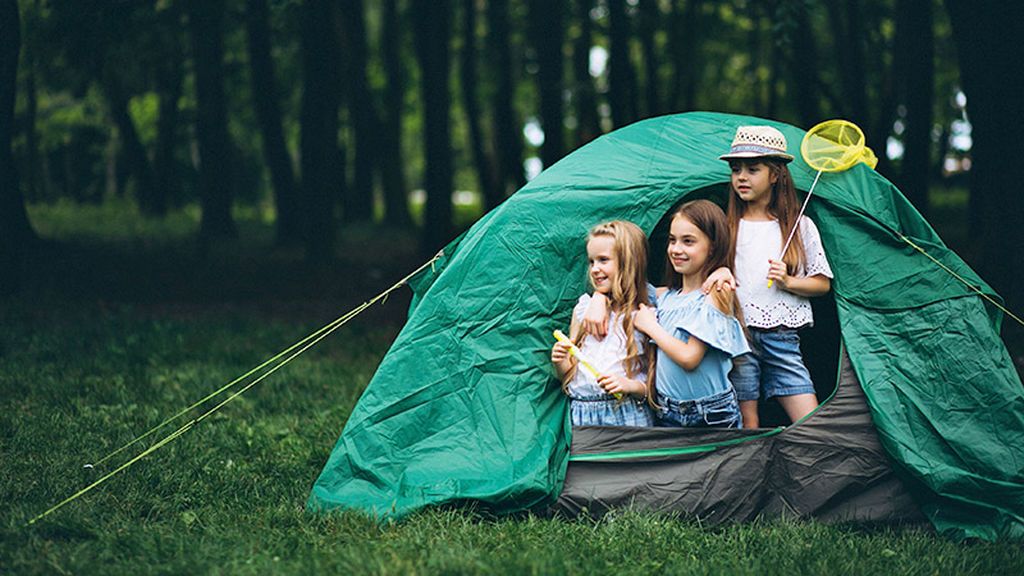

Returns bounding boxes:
[730,160,777,206]
[667,215,711,279]
[587,235,619,295]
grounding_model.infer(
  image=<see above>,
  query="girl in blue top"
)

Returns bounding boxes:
[633,200,751,428]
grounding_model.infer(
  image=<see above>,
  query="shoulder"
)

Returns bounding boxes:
[655,286,669,298]
[799,216,822,236]
[708,288,736,316]
[572,293,592,317]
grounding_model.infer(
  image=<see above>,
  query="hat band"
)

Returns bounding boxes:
[728,144,787,155]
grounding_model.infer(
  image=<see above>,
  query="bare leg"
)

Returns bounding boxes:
[739,400,759,429]
[777,393,819,424]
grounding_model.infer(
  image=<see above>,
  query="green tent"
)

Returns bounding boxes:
[307,112,1024,540]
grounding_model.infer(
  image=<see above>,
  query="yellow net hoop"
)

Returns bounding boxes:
[800,119,879,172]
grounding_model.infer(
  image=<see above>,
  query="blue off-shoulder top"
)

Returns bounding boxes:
[654,289,751,402]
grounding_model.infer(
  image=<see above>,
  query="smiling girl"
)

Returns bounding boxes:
[551,221,655,427]
[632,200,751,428]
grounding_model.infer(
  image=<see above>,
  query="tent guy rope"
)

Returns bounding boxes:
[27,251,443,526]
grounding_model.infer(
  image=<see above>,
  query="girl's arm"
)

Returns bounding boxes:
[767,260,831,297]
[581,292,609,338]
[551,316,581,378]
[702,266,737,294]
[633,304,708,371]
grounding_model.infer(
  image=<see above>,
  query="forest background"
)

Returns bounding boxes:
[3,2,1024,571]
[2,0,1024,368]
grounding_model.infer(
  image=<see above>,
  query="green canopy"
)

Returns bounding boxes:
[308,112,1024,540]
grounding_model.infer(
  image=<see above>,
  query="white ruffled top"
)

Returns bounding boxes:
[565,293,648,398]
[734,216,833,328]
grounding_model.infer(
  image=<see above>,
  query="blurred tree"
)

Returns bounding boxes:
[459,0,500,208]
[783,1,824,127]
[300,0,343,262]
[607,0,637,128]
[894,0,933,216]
[571,0,601,145]
[486,0,526,204]
[527,0,567,168]
[152,3,184,215]
[188,0,237,242]
[337,0,376,223]
[413,0,454,253]
[246,0,300,244]
[636,0,661,118]
[668,0,701,112]
[380,0,411,226]
[945,0,1024,309]
[2,0,34,295]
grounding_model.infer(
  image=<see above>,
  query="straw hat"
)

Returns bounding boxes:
[719,125,795,163]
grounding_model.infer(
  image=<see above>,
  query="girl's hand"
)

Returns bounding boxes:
[767,259,790,288]
[551,340,573,365]
[582,293,609,338]
[598,374,645,396]
[702,266,737,294]
[633,303,658,335]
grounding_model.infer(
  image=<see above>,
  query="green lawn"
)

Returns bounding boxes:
[3,201,1024,574]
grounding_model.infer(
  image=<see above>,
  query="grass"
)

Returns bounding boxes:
[3,200,1024,574]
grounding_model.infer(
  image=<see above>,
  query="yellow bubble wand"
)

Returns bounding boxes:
[553,329,621,400]
[769,119,878,288]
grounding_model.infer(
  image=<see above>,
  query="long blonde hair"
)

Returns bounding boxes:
[562,220,654,391]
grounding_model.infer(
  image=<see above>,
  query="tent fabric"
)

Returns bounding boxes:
[554,351,925,526]
[307,111,1024,540]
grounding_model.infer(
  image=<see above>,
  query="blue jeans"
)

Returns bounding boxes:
[730,327,816,401]
[570,394,655,427]
[655,387,742,429]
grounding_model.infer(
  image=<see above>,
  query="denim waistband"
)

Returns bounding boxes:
[656,387,735,410]
[569,393,624,402]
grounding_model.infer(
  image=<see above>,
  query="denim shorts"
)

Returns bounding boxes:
[655,387,742,429]
[730,327,816,401]
[570,394,655,427]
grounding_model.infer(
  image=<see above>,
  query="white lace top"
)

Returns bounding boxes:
[734,217,833,329]
[565,294,648,397]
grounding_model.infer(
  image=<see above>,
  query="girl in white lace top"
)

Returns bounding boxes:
[704,125,833,428]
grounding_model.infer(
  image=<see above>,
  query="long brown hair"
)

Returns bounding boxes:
[664,200,732,290]
[725,159,806,275]
[562,221,654,392]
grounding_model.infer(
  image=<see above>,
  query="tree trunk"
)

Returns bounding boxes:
[895,0,933,216]
[527,0,567,169]
[380,0,411,226]
[637,0,660,117]
[572,0,601,145]
[1,0,35,295]
[459,0,500,207]
[669,0,701,112]
[101,70,158,214]
[154,7,183,213]
[607,0,637,128]
[188,0,237,242]
[336,0,376,223]
[486,0,526,202]
[412,0,454,253]
[788,1,823,127]
[300,0,343,263]
[944,1,1024,311]
[245,0,300,244]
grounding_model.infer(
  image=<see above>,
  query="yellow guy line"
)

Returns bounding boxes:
[898,233,1024,328]
[28,252,443,526]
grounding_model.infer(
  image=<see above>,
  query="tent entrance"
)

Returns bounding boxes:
[643,185,841,428]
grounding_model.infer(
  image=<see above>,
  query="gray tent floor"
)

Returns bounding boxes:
[553,350,928,526]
